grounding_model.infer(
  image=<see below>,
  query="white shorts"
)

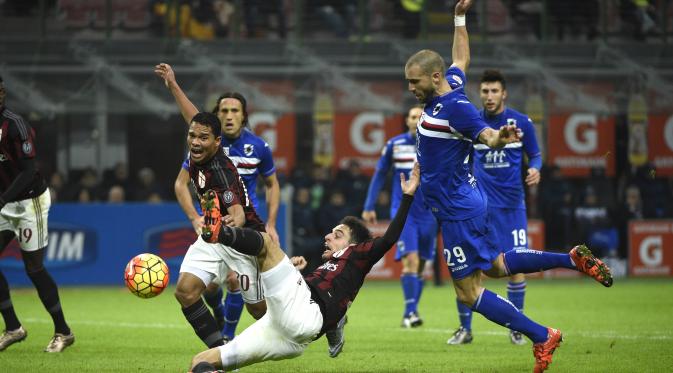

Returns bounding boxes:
[0,189,50,252]
[218,256,323,370]
[180,236,263,304]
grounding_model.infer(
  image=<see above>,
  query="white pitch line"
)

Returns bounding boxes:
[390,327,673,340]
[22,318,673,341]
[23,317,185,329]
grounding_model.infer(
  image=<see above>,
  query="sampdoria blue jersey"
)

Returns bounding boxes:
[473,108,542,209]
[416,66,489,221]
[183,128,275,210]
[363,132,433,220]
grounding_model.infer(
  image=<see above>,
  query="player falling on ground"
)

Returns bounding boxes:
[187,164,423,373]
[405,1,613,372]
[0,75,74,352]
[447,69,542,346]
[155,63,280,341]
[362,105,438,328]
[173,112,267,348]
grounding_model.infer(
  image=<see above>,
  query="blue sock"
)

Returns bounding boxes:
[401,273,418,316]
[504,249,575,274]
[456,298,473,331]
[203,287,225,320]
[507,281,526,312]
[416,276,425,306]
[472,289,548,343]
[221,290,244,340]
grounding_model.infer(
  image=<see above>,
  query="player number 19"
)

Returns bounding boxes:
[511,229,527,247]
[444,246,466,267]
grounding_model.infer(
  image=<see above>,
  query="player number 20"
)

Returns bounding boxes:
[511,229,527,247]
[443,246,466,267]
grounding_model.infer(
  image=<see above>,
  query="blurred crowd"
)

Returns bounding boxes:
[1,0,669,41]
[47,162,167,204]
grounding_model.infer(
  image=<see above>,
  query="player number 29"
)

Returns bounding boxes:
[511,229,527,247]
[443,246,466,267]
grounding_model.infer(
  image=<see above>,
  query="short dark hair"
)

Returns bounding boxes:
[339,216,371,244]
[211,92,249,126]
[190,112,222,138]
[480,69,506,90]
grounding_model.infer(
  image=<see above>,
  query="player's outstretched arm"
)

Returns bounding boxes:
[451,0,473,72]
[174,167,203,234]
[478,125,522,149]
[371,163,420,260]
[154,63,199,125]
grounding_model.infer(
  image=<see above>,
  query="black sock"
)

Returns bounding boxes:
[182,298,224,348]
[27,268,70,335]
[0,271,21,330]
[218,226,264,256]
[192,361,218,373]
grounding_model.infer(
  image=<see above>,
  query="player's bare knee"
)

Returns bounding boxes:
[246,301,267,319]
[175,285,200,307]
[402,253,419,273]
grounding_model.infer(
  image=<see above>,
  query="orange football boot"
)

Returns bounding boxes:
[569,244,613,287]
[201,190,222,243]
[533,327,563,373]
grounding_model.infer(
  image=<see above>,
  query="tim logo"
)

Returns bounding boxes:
[144,223,197,267]
[0,223,97,269]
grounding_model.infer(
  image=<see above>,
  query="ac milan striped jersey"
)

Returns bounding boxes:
[183,129,275,211]
[187,147,265,232]
[416,66,489,221]
[0,108,47,201]
[305,194,413,334]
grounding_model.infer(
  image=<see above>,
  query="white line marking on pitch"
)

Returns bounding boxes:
[23,317,185,329]
[392,327,673,340]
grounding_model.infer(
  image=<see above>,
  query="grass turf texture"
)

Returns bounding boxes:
[1,278,672,372]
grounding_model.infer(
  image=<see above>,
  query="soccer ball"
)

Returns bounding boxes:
[124,253,170,298]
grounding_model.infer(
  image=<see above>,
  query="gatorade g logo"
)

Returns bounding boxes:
[564,113,597,154]
[249,112,277,151]
[639,236,663,267]
[351,112,384,154]
[665,115,673,152]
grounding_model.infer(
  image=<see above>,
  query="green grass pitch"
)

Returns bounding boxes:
[2,278,672,372]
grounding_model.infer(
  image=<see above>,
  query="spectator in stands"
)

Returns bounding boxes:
[316,188,356,235]
[102,162,133,200]
[374,189,392,221]
[291,186,323,272]
[634,164,673,218]
[134,167,165,202]
[242,0,287,38]
[547,0,599,40]
[107,185,126,203]
[309,165,331,210]
[539,165,575,250]
[310,0,357,39]
[617,184,644,257]
[67,167,101,203]
[620,0,661,40]
[48,171,66,203]
[575,186,614,257]
[335,160,369,214]
[394,0,421,39]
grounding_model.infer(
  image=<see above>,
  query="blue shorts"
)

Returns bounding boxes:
[440,213,499,280]
[395,216,438,262]
[487,206,528,253]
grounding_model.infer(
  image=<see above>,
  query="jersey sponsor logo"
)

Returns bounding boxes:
[243,144,254,156]
[223,191,234,204]
[143,223,197,268]
[432,103,443,116]
[317,261,339,272]
[0,224,98,269]
[483,149,511,169]
[22,141,32,154]
[198,170,206,188]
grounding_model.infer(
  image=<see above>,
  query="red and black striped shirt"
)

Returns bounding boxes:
[188,147,265,232]
[0,108,47,202]
[305,195,413,334]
